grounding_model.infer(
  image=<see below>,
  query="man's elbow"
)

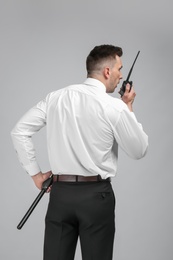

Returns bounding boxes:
[135,145,148,159]
[11,126,17,139]
[132,140,149,160]
[10,125,20,144]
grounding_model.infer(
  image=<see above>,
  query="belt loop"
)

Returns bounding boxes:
[76,175,78,182]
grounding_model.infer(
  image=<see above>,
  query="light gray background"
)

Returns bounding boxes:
[1,0,172,259]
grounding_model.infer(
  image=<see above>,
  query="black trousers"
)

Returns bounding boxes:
[43,180,115,260]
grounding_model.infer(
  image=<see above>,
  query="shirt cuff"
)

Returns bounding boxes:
[24,162,41,176]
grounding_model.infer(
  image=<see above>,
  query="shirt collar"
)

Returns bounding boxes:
[83,78,106,93]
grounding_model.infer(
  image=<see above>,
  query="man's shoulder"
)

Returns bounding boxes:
[104,95,127,112]
[46,84,81,99]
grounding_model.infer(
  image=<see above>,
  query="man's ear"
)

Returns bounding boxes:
[103,67,110,79]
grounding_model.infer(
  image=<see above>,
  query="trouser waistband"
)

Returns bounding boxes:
[53,174,110,182]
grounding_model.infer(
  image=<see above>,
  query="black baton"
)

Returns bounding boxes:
[17,175,53,230]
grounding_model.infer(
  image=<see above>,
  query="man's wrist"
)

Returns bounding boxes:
[31,171,42,180]
[127,103,133,112]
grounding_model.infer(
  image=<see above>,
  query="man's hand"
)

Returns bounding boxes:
[31,171,52,191]
[121,83,136,112]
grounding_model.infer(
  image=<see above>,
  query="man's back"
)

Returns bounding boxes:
[46,78,121,179]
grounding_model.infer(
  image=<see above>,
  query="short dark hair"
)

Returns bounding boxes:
[86,44,123,75]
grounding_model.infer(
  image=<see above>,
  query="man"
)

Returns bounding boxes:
[11,44,148,260]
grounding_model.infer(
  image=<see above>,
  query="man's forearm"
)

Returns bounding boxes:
[11,102,47,175]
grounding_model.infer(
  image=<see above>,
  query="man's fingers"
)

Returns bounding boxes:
[125,84,136,97]
[46,186,52,193]
[32,171,52,190]
[125,83,131,93]
[43,171,52,181]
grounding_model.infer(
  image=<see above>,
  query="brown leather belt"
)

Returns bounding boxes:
[53,174,110,182]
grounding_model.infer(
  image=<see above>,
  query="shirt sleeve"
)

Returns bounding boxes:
[113,108,148,159]
[11,98,47,176]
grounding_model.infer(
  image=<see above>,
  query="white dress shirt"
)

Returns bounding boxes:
[11,78,148,179]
